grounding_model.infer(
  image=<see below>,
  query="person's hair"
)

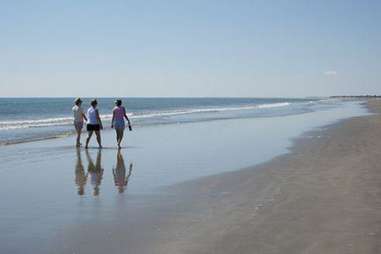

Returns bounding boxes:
[74,97,82,106]
[115,99,122,106]
[91,99,98,107]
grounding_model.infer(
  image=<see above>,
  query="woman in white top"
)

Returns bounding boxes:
[72,98,87,147]
[85,99,103,149]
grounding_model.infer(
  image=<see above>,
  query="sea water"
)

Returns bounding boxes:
[0,97,344,144]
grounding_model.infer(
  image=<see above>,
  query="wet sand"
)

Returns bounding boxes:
[143,99,381,254]
[43,100,380,254]
[0,100,379,253]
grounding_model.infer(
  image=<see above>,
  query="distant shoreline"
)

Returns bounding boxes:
[330,95,381,99]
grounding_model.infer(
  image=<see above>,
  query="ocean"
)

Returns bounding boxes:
[0,97,343,145]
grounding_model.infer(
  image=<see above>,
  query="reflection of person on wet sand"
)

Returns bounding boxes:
[75,148,87,195]
[113,151,133,193]
[86,149,104,196]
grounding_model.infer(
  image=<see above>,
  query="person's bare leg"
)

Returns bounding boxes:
[118,130,123,149]
[115,129,120,148]
[95,131,102,148]
[115,129,120,147]
[76,127,81,147]
[117,129,124,149]
[115,129,119,144]
[85,131,93,149]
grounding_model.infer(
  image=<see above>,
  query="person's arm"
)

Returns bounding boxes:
[123,107,131,125]
[82,109,88,122]
[96,109,103,129]
[111,109,115,128]
[112,168,116,180]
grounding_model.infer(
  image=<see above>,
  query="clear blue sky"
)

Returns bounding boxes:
[0,0,380,97]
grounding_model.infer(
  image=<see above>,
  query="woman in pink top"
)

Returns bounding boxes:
[111,99,132,149]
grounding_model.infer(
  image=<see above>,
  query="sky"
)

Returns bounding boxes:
[0,0,380,97]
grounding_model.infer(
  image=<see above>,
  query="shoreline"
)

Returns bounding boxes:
[0,98,353,147]
[0,100,378,254]
[158,100,370,191]
[140,99,381,253]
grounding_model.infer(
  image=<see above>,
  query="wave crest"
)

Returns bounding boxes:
[0,102,292,130]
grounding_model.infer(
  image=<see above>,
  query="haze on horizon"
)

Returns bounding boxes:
[0,1,380,98]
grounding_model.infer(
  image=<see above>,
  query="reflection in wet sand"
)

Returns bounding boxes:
[85,149,104,196]
[74,148,87,195]
[113,151,133,193]
[74,149,133,196]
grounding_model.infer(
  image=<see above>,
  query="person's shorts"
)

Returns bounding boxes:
[74,121,83,130]
[87,124,100,131]
[113,119,125,129]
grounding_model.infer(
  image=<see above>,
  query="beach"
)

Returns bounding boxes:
[2,1,380,253]
[147,99,381,254]
[0,99,379,253]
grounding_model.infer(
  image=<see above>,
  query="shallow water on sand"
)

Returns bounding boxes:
[0,101,368,253]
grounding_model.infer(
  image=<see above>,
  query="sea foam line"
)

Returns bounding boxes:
[0,102,292,130]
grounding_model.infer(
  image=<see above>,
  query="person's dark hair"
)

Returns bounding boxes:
[74,97,82,106]
[91,99,98,107]
[115,99,122,106]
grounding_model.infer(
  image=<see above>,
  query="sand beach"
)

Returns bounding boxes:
[0,100,379,254]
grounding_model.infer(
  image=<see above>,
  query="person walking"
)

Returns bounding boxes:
[85,99,103,149]
[111,99,132,149]
[72,98,87,147]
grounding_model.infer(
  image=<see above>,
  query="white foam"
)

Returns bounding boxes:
[131,102,292,119]
[0,102,293,130]
[257,102,291,109]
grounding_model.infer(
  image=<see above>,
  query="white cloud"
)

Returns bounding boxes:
[324,70,337,76]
